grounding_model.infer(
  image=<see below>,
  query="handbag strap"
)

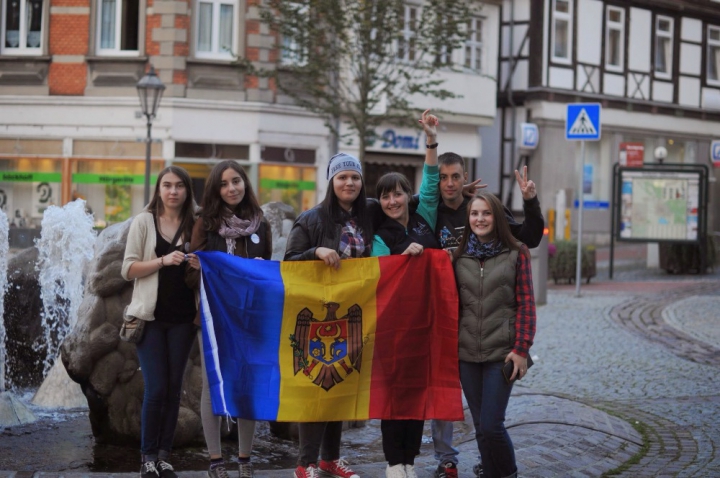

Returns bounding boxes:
[153,214,185,255]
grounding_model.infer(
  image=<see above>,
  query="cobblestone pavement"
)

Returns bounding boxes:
[530,270,720,477]
[1,268,718,477]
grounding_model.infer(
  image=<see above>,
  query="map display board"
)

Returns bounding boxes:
[618,170,701,242]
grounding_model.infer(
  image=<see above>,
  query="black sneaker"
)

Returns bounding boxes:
[208,463,230,478]
[156,460,178,478]
[434,462,458,478]
[140,461,159,478]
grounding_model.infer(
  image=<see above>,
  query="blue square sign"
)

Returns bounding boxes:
[520,123,539,149]
[712,140,720,168]
[566,103,601,141]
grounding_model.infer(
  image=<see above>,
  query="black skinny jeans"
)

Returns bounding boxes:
[381,419,425,466]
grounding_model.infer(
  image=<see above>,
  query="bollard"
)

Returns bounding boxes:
[530,229,549,305]
[547,209,556,243]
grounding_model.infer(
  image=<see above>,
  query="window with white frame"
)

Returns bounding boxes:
[605,6,625,71]
[463,17,483,72]
[397,4,419,62]
[708,25,720,85]
[551,0,572,64]
[97,0,139,55]
[280,2,307,65]
[195,0,237,59]
[2,0,43,54]
[654,16,673,79]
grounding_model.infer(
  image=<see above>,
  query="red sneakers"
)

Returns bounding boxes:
[435,462,458,478]
[318,459,360,478]
[295,464,320,478]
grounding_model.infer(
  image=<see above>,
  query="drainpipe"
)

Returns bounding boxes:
[507,0,517,207]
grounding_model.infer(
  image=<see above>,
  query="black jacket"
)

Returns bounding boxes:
[412,195,544,249]
[284,204,372,261]
[375,212,440,255]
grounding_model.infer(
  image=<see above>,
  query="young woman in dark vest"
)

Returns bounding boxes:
[452,191,537,478]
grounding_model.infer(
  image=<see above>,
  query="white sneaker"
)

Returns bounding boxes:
[404,465,417,478]
[385,464,406,478]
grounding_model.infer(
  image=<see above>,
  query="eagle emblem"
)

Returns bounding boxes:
[290,302,363,391]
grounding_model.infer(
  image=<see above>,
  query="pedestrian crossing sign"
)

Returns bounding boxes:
[566,103,601,141]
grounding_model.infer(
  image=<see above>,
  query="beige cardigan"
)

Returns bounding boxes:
[121,212,160,321]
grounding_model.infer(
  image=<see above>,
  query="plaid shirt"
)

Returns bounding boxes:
[338,219,365,259]
[513,245,536,357]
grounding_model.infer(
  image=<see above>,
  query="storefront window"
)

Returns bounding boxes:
[72,159,164,227]
[258,164,316,213]
[0,158,61,227]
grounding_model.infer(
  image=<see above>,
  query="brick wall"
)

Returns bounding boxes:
[146,0,190,97]
[244,0,276,102]
[47,0,90,95]
[41,0,280,100]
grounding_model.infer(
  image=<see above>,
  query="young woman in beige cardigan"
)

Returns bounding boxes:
[121,166,197,478]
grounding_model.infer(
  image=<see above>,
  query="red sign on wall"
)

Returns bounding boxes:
[619,142,644,167]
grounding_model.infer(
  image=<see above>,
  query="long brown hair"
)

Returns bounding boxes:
[201,160,263,232]
[147,165,196,242]
[453,192,521,260]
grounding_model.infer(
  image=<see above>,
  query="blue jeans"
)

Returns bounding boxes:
[431,420,459,465]
[459,361,517,478]
[136,320,196,462]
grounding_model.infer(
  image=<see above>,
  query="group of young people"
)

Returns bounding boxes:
[122,110,541,478]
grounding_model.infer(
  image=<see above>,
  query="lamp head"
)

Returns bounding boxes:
[136,66,166,118]
[654,146,667,162]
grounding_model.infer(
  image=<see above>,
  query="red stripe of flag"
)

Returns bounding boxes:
[369,250,464,420]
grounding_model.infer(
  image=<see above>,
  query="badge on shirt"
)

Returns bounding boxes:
[251,233,260,244]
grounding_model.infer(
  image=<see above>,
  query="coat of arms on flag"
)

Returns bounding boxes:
[290,302,365,391]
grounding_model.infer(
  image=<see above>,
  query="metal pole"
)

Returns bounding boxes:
[144,118,152,206]
[575,140,585,297]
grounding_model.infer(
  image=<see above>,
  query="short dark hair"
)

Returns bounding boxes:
[438,152,465,171]
[375,172,413,199]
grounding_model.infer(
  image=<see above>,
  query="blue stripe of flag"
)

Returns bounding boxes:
[197,251,285,421]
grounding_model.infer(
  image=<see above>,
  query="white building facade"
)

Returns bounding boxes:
[483,0,720,243]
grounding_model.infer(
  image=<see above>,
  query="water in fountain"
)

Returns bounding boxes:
[34,199,97,378]
[0,207,39,427]
[0,208,8,392]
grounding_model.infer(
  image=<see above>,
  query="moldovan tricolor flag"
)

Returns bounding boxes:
[196,249,462,422]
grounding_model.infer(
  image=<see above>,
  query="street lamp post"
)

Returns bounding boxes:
[136,66,166,205]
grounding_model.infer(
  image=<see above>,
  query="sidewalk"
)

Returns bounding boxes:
[1,266,719,477]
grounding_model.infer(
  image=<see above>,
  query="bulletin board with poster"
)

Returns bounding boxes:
[611,163,709,245]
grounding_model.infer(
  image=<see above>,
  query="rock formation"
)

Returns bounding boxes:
[60,202,296,444]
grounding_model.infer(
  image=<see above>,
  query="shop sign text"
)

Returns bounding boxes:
[378,129,421,150]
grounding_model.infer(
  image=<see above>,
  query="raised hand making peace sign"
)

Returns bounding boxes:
[514,165,537,200]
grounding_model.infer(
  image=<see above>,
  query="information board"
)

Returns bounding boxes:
[618,169,701,242]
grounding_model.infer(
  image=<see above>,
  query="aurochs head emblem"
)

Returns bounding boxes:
[289,302,364,391]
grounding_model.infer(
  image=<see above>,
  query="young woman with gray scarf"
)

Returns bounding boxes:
[185,160,272,478]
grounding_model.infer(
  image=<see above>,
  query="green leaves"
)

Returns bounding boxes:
[253,0,475,161]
